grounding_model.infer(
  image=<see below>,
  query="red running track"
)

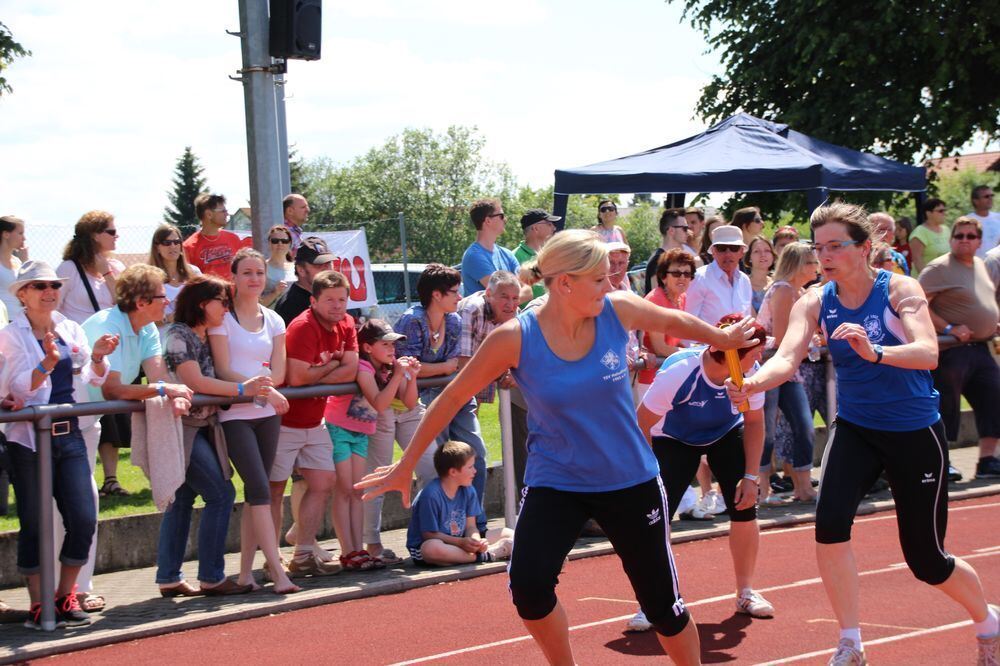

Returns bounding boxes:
[45,495,1000,664]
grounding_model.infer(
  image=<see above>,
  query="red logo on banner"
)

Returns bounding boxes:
[332,256,368,302]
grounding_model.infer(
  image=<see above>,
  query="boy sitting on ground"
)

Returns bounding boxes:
[406,441,513,566]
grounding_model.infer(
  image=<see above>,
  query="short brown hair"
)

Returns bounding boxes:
[809,202,872,244]
[433,440,475,477]
[194,193,226,221]
[731,207,761,230]
[311,269,349,298]
[416,263,461,307]
[470,198,501,230]
[173,275,231,328]
[684,207,704,222]
[951,215,982,237]
[658,208,685,235]
[116,263,167,312]
[230,247,266,276]
[707,314,767,364]
[773,225,799,244]
[655,248,696,288]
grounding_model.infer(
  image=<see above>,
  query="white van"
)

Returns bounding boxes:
[365,263,428,325]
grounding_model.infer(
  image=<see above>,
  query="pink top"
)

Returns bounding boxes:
[324,359,378,435]
[639,288,685,384]
[594,225,625,244]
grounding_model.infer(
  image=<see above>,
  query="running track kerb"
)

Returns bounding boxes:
[45,495,1000,665]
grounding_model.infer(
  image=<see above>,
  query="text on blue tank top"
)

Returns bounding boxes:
[509,297,659,492]
[656,349,747,446]
[820,269,939,431]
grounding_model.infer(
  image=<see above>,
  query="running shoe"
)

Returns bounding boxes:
[735,589,774,618]
[487,537,514,561]
[700,490,726,515]
[827,638,866,665]
[978,633,1000,666]
[948,464,963,483]
[55,588,91,627]
[287,553,342,577]
[976,457,1000,480]
[23,602,66,631]
[624,609,652,632]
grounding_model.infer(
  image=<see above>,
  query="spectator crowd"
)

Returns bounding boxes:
[0,182,998,630]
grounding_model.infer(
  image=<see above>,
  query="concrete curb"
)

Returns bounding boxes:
[3,483,997,665]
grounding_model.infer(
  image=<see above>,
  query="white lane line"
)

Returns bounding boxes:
[974,545,1000,553]
[806,618,926,632]
[761,500,1000,537]
[579,597,636,604]
[753,619,972,665]
[389,549,1000,665]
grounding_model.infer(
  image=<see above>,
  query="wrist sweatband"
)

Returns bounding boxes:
[157,380,166,397]
[237,382,244,397]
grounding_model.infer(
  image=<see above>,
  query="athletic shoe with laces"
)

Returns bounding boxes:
[827,638,866,665]
[624,609,652,632]
[976,457,1000,480]
[287,553,342,577]
[55,587,91,627]
[978,633,1000,666]
[23,602,65,631]
[700,490,726,515]
[735,589,774,618]
[486,537,514,561]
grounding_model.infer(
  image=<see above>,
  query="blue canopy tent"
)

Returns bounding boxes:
[552,113,926,225]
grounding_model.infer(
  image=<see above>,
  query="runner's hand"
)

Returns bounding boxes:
[829,323,876,362]
[356,462,414,507]
[734,478,757,511]
[724,377,756,406]
[719,316,760,350]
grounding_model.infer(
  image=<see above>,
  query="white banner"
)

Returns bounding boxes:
[234,228,378,309]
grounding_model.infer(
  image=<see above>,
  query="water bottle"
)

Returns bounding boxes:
[253,362,271,408]
[807,345,821,362]
[70,346,88,375]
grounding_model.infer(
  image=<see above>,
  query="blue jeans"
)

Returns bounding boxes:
[761,381,815,472]
[155,430,236,585]
[421,386,488,532]
[8,428,96,575]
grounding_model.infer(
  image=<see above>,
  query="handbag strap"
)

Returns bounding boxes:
[73,260,101,312]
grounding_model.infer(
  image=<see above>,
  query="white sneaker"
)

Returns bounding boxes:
[735,589,775,618]
[978,605,1000,666]
[827,638,866,665]
[700,490,726,516]
[624,609,652,632]
[487,537,513,561]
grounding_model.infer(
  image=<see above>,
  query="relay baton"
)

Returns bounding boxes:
[720,323,750,413]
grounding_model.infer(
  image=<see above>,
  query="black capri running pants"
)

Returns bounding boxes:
[222,415,282,506]
[816,417,955,585]
[508,477,690,637]
[653,425,758,523]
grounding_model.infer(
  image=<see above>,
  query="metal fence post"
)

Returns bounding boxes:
[498,389,517,528]
[398,212,412,307]
[34,410,57,631]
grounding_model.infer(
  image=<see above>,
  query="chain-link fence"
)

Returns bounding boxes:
[25,224,164,270]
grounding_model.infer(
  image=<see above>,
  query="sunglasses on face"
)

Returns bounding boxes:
[952,233,980,241]
[664,270,693,278]
[599,206,617,213]
[102,229,119,237]
[212,296,231,308]
[670,225,690,232]
[159,239,182,246]
[932,208,947,213]
[270,237,291,244]
[28,281,63,291]
[487,213,506,221]
[714,245,743,253]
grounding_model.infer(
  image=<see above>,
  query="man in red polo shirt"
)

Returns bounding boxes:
[182,193,249,278]
[269,270,358,576]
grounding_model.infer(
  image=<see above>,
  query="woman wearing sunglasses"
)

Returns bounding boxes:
[636,248,695,396]
[261,225,293,308]
[592,199,628,245]
[148,223,202,325]
[0,261,119,628]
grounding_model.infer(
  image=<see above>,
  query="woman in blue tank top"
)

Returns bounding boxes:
[359,229,756,666]
[726,203,999,666]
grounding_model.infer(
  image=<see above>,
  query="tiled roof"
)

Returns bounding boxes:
[927,151,1000,174]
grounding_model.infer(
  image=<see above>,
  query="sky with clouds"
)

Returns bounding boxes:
[1,0,723,260]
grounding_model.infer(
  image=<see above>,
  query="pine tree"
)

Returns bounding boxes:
[164,147,208,238]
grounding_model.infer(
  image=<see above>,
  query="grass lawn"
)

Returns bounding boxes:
[0,402,506,532]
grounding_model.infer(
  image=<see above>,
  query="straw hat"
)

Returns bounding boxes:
[8,260,68,295]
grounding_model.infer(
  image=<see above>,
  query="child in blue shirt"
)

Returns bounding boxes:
[406,441,513,566]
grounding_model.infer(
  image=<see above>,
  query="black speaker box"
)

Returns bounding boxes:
[270,0,321,61]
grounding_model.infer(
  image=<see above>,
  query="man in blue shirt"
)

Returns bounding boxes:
[460,198,520,296]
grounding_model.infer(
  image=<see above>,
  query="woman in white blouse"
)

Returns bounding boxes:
[0,214,28,319]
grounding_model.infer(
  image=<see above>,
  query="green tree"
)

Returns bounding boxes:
[303,126,518,264]
[0,22,30,97]
[619,203,661,266]
[163,147,209,238]
[675,0,1000,164]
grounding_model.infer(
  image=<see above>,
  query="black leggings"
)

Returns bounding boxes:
[653,426,758,523]
[508,477,690,637]
[222,415,282,506]
[816,418,955,585]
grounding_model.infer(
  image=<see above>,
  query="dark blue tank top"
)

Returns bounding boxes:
[510,297,659,492]
[819,270,938,431]
[38,337,75,405]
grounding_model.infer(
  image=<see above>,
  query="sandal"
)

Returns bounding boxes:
[340,550,380,571]
[99,476,130,497]
[76,592,106,613]
[369,548,404,566]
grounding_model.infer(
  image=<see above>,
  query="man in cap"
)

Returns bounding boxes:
[274,236,336,326]
[685,225,753,325]
[513,209,559,301]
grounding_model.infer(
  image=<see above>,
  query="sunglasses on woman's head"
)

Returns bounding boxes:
[159,239,182,246]
[29,281,63,291]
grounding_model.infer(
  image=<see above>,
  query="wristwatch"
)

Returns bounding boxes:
[872,344,884,364]
[942,324,954,336]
